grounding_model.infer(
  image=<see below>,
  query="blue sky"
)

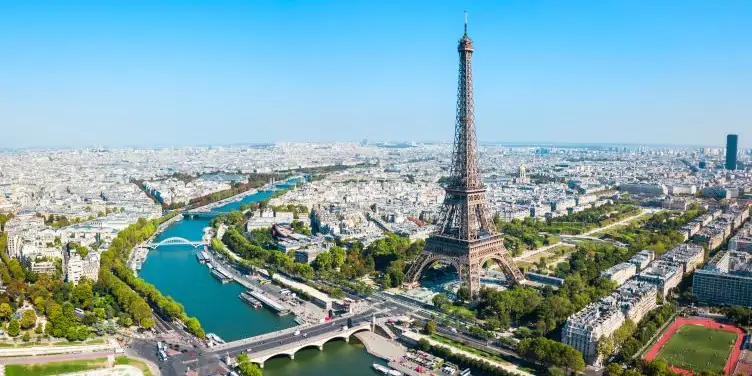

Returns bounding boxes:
[1,0,751,148]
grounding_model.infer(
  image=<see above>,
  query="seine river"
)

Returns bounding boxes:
[138,189,382,376]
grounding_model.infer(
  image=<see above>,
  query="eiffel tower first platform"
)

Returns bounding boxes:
[404,15,525,296]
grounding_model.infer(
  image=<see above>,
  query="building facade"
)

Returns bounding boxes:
[693,251,752,308]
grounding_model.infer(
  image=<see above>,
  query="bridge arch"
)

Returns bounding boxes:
[250,324,372,368]
[147,237,203,249]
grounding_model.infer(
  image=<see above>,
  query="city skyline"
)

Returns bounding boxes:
[2,0,752,148]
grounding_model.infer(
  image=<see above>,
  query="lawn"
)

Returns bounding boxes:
[655,324,737,374]
[5,358,108,376]
[115,356,154,376]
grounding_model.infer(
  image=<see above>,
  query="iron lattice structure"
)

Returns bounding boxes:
[405,18,525,296]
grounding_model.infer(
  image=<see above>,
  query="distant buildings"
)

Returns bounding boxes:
[726,134,738,170]
[619,183,667,196]
[693,251,752,308]
[245,209,295,231]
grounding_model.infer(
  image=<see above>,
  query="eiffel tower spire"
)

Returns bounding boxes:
[405,14,524,296]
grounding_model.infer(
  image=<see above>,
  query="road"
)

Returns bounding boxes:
[214,310,379,357]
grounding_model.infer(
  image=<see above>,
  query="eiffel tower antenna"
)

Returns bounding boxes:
[464,11,468,36]
[405,14,525,297]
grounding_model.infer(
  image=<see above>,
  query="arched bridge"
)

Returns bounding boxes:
[208,311,377,368]
[144,237,205,249]
[247,323,371,368]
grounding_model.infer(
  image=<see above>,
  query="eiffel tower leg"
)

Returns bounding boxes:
[403,251,432,289]
[468,260,481,298]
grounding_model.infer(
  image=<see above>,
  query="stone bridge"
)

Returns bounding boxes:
[248,323,371,368]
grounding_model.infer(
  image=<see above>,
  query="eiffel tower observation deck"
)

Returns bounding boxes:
[405,14,525,297]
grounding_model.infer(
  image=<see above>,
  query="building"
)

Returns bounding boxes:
[613,280,658,323]
[729,224,752,253]
[619,183,667,196]
[693,251,752,308]
[601,263,637,286]
[246,209,296,231]
[295,248,324,264]
[62,246,101,284]
[636,261,682,297]
[726,134,738,170]
[661,244,705,274]
[561,301,625,364]
[628,250,655,271]
[668,185,697,196]
[30,261,57,274]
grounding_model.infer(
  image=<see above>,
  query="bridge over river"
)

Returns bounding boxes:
[143,237,206,249]
[208,311,379,368]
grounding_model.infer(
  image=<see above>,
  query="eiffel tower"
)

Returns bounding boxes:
[404,14,525,296]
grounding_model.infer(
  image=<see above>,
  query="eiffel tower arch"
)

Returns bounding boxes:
[404,14,525,297]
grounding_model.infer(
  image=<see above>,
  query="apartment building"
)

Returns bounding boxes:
[693,251,752,308]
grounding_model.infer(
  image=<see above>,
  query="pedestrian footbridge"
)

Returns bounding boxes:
[143,237,205,249]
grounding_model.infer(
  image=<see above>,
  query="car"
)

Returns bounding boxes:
[303,333,308,338]
[294,330,301,336]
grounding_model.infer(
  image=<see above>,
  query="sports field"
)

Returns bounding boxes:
[655,324,737,374]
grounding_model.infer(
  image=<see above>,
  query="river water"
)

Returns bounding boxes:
[138,189,381,375]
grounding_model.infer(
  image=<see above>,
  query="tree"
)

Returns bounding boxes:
[237,361,263,376]
[140,317,156,329]
[236,353,250,364]
[605,363,624,376]
[7,319,20,337]
[456,286,471,302]
[0,303,12,321]
[331,288,345,299]
[330,246,346,268]
[20,310,37,329]
[598,336,615,359]
[432,294,451,311]
[185,317,205,338]
[72,281,94,309]
[423,320,436,335]
[418,338,431,351]
[313,252,334,271]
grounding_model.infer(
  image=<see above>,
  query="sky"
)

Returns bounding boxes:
[1,0,751,149]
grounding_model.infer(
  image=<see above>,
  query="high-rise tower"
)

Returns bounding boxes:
[405,15,524,296]
[726,134,738,170]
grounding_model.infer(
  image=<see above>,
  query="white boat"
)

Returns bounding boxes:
[206,333,225,344]
[388,370,402,376]
[372,364,389,375]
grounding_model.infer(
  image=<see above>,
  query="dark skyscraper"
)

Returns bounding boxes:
[726,134,738,170]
